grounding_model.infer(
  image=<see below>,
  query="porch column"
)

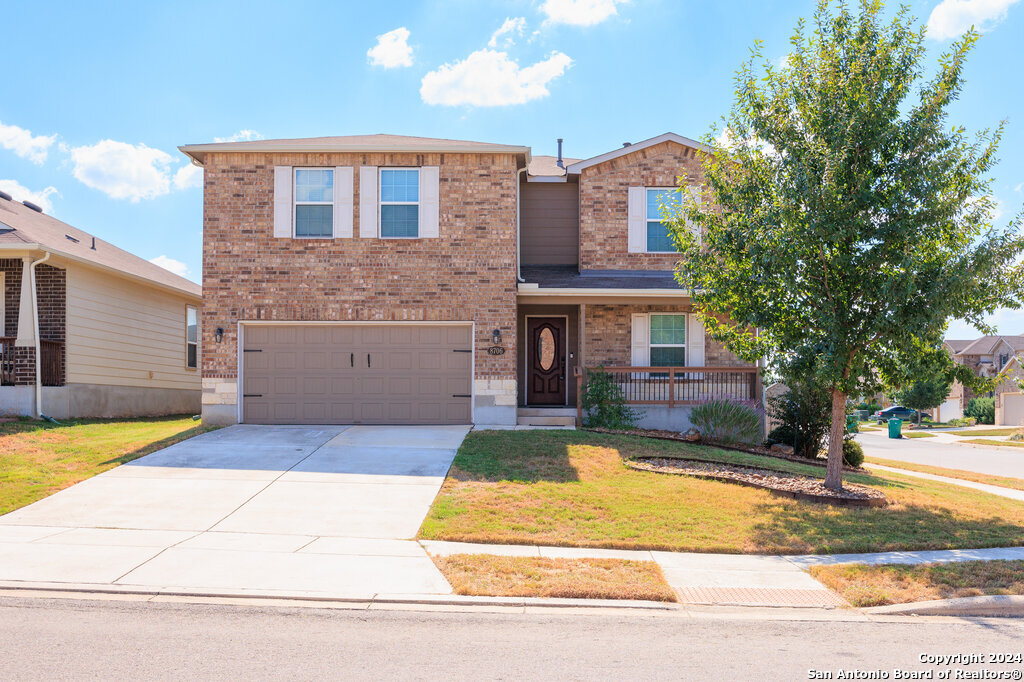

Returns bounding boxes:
[579,303,587,368]
[14,256,35,347]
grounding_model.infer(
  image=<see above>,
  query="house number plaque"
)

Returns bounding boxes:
[487,346,506,356]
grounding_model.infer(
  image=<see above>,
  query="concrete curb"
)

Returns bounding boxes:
[863,595,1024,617]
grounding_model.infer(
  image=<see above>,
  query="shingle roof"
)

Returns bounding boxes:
[521,266,680,290]
[180,134,531,165]
[954,335,1024,356]
[0,197,201,298]
[945,339,973,353]
[527,155,583,178]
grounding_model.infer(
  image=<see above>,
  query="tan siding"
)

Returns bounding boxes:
[521,182,579,265]
[65,265,201,390]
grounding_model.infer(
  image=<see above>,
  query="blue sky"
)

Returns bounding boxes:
[1,0,1021,338]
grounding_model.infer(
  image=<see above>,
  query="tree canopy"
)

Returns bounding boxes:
[670,0,1023,488]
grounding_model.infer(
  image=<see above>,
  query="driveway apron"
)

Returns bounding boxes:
[0,425,469,598]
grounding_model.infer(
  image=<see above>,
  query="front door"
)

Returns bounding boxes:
[527,317,567,405]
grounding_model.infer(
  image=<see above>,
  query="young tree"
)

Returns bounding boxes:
[892,376,950,425]
[671,0,1023,489]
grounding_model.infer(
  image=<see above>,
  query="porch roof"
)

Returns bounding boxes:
[520,266,681,289]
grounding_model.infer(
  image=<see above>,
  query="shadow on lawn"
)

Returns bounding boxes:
[747,500,1024,555]
[451,430,581,483]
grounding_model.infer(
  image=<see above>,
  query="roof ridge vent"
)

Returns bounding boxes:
[0,190,11,201]
[22,201,43,213]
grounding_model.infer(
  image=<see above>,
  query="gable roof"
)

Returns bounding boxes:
[0,196,201,299]
[527,155,583,178]
[565,132,710,174]
[955,335,1024,356]
[945,339,973,353]
[180,134,531,166]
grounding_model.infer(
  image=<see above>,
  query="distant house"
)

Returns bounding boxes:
[0,192,201,419]
[942,335,1024,425]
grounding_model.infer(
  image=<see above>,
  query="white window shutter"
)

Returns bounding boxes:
[419,166,439,238]
[333,166,353,238]
[273,166,293,238]
[687,313,705,379]
[359,166,378,238]
[630,313,650,366]
[627,187,645,253]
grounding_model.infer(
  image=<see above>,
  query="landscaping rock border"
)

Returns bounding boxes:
[627,457,888,508]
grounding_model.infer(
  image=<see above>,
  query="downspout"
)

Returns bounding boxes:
[516,166,528,282]
[29,250,50,419]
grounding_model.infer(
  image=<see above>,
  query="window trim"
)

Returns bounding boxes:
[649,312,687,366]
[293,167,335,239]
[185,305,198,370]
[378,167,420,239]
[644,186,680,253]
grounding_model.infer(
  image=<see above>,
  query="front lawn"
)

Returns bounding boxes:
[419,430,1024,555]
[431,554,676,602]
[866,457,1024,492]
[947,428,1020,437]
[902,432,935,438]
[809,560,1024,607]
[0,416,216,515]
[961,439,1024,448]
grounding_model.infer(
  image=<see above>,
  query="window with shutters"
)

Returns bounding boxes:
[649,313,686,366]
[645,188,681,253]
[294,168,334,238]
[185,306,198,369]
[380,168,420,238]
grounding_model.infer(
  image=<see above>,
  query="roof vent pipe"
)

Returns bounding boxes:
[0,190,11,201]
[556,138,564,168]
[23,201,43,213]
[622,142,632,147]
[91,236,96,250]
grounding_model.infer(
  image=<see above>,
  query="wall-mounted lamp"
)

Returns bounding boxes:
[492,328,502,345]
[215,327,224,344]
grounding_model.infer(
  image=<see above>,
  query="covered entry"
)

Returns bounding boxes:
[241,323,472,425]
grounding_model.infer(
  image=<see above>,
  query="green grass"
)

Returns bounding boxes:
[865,457,1024,492]
[0,416,217,515]
[419,430,1024,555]
[947,428,1019,437]
[902,432,936,438]
[961,438,1024,448]
[810,560,1024,607]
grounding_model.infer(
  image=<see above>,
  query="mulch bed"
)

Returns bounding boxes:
[628,457,888,507]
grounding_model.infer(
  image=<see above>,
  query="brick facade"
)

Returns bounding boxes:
[200,151,520,406]
[0,260,65,386]
[579,141,704,271]
[0,258,22,336]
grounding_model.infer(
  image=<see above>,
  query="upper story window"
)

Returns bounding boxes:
[646,188,682,253]
[649,313,686,366]
[185,306,198,369]
[380,168,420,238]
[294,169,334,238]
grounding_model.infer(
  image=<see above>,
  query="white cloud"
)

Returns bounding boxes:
[421,49,572,107]
[173,164,203,190]
[0,179,59,213]
[148,255,190,278]
[926,0,1019,40]
[0,121,57,165]
[1014,181,1023,193]
[489,17,527,47]
[540,0,628,26]
[367,27,413,68]
[69,140,174,201]
[213,129,264,143]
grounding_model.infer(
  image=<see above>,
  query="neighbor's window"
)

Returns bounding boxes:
[294,168,334,237]
[186,306,198,369]
[649,314,686,366]
[380,168,419,238]
[646,188,681,253]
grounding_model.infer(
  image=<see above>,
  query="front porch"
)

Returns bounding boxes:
[0,256,67,397]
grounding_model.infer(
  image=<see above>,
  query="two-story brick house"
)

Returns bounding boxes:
[181,132,759,428]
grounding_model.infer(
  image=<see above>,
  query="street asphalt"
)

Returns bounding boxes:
[858,428,1024,478]
[2,596,1023,680]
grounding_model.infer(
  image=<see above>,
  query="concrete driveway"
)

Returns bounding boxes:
[0,424,469,598]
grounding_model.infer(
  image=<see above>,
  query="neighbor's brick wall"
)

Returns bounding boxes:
[579,140,705,271]
[0,261,65,386]
[201,151,520,383]
[584,303,752,368]
[0,258,21,336]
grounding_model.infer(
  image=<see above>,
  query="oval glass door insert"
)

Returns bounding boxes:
[538,327,555,371]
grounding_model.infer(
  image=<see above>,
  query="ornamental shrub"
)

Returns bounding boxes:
[842,439,864,468]
[581,367,640,430]
[767,382,832,459]
[965,397,995,425]
[690,399,763,445]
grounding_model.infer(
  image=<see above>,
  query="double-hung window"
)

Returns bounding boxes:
[380,168,419,238]
[646,188,682,253]
[649,314,686,367]
[294,168,334,238]
[185,306,198,369]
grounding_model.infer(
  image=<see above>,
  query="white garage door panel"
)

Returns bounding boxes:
[242,324,472,425]
[1001,394,1024,426]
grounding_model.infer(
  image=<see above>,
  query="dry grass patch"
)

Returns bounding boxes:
[947,428,1019,437]
[420,430,1024,554]
[809,560,1024,607]
[432,554,677,602]
[902,432,935,438]
[866,457,1024,492]
[961,438,1024,448]
[0,416,217,515]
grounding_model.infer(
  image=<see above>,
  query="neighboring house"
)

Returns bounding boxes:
[181,132,759,428]
[992,356,1024,427]
[0,192,202,419]
[941,335,1024,424]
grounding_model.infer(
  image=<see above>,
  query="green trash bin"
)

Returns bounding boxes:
[888,418,903,439]
[846,415,858,433]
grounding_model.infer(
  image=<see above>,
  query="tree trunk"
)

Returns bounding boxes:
[824,388,847,491]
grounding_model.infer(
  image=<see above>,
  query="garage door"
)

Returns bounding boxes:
[242,324,472,425]
[1001,394,1024,426]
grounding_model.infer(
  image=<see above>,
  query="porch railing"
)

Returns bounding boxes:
[0,337,65,386]
[574,365,760,427]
